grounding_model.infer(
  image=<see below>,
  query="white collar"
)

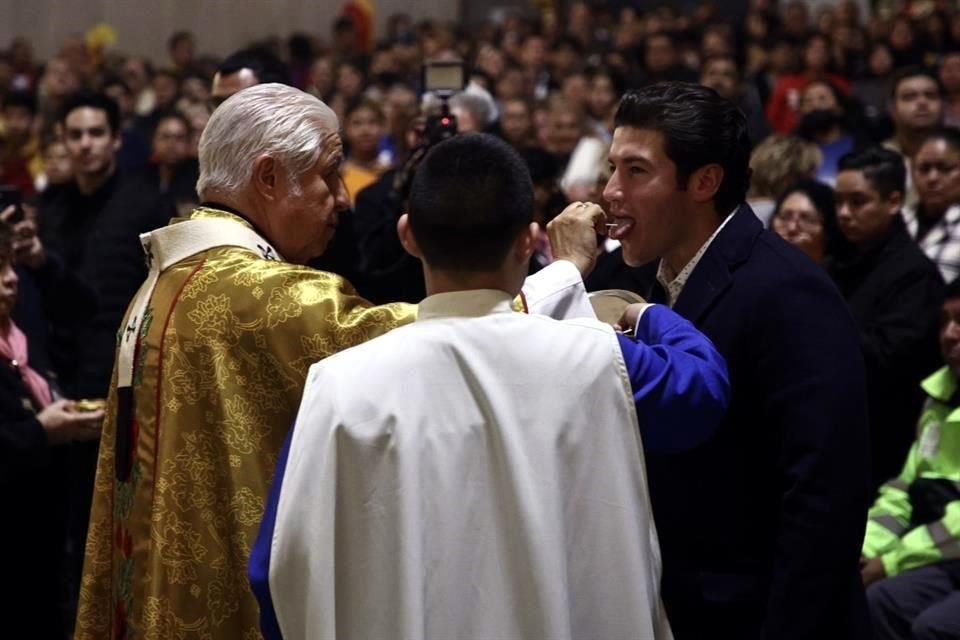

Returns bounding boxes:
[417,290,516,322]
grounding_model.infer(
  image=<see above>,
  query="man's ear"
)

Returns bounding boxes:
[251,155,279,201]
[397,213,423,260]
[886,190,904,217]
[688,163,724,204]
[513,222,538,263]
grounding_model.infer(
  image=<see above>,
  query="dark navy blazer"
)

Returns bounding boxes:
[646,205,873,640]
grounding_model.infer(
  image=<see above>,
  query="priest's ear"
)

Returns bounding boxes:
[251,155,280,201]
[397,213,423,260]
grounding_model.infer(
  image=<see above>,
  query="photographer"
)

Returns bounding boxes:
[352,61,466,303]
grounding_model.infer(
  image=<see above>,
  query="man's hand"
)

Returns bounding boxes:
[38,399,104,445]
[547,201,606,278]
[1,204,45,269]
[860,556,886,587]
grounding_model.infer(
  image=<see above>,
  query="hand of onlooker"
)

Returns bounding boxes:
[14,217,45,269]
[1,204,46,269]
[37,399,105,444]
[547,201,606,278]
[860,556,886,587]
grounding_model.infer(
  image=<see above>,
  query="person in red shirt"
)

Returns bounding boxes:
[766,33,852,135]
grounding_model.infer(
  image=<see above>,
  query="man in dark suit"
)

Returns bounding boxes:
[603,83,872,639]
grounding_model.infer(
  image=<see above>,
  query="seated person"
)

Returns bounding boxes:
[832,148,945,488]
[250,133,730,639]
[863,276,960,640]
[769,179,845,265]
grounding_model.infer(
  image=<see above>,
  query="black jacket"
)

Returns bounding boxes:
[39,171,172,397]
[0,258,95,637]
[643,206,872,640]
[137,158,201,214]
[828,216,945,488]
[351,169,425,304]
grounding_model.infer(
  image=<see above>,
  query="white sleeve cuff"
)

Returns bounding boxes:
[522,260,596,320]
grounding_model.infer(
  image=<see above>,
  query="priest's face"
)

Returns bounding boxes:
[270,128,348,264]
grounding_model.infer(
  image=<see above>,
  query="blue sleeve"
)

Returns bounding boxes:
[249,424,295,640]
[617,304,730,454]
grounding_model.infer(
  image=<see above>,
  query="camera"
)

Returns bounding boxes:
[421,59,465,147]
[389,59,468,202]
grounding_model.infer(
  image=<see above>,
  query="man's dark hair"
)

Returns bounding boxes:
[344,96,385,122]
[408,133,533,272]
[554,34,584,56]
[152,110,191,137]
[217,52,261,79]
[217,48,291,86]
[587,65,628,97]
[614,82,752,214]
[944,274,960,301]
[2,90,37,114]
[168,31,194,51]
[288,33,315,64]
[334,16,355,35]
[837,146,907,199]
[918,126,960,154]
[101,74,132,96]
[701,53,741,79]
[59,91,121,135]
[889,65,945,100]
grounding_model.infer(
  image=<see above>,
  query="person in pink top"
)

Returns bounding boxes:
[0,215,104,638]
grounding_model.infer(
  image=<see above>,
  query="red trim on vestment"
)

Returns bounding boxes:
[152,258,207,485]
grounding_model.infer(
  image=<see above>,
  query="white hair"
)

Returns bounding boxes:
[449,90,496,129]
[196,83,338,198]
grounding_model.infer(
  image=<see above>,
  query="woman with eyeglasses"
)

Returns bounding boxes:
[903,128,960,283]
[770,178,846,265]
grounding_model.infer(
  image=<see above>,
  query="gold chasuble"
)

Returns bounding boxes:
[75,207,415,639]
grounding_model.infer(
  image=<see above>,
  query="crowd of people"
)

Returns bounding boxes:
[2,0,960,638]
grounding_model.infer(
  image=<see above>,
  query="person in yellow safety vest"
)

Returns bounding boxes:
[862,276,960,639]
